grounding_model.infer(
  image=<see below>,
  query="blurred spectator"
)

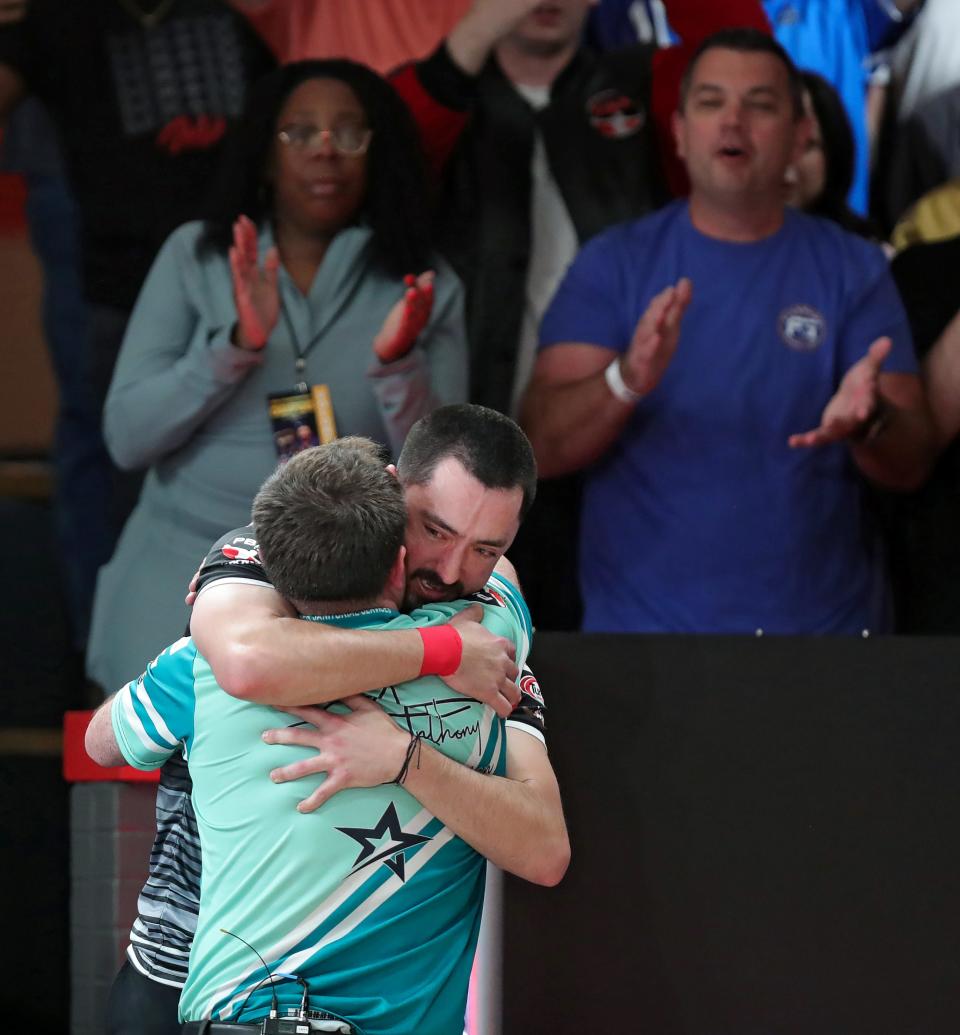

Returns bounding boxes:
[884,83,960,227]
[763,1,920,215]
[0,0,275,636]
[876,0,960,226]
[891,176,960,250]
[85,60,467,694]
[522,29,936,634]
[395,0,767,416]
[391,0,768,629]
[0,97,108,649]
[785,70,878,237]
[228,0,471,72]
[589,0,922,215]
[884,0,960,122]
[882,235,960,631]
[587,0,677,49]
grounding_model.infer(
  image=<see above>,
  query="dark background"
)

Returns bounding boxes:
[504,634,960,1035]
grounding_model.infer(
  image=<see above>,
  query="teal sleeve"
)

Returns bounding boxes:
[109,637,199,769]
[485,571,534,669]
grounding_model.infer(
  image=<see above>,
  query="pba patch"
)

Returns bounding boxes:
[520,672,544,705]
[586,89,645,139]
[778,305,827,352]
[221,540,260,565]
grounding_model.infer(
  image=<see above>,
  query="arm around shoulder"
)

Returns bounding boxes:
[190,581,427,704]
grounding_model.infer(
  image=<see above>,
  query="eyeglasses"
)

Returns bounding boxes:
[277,122,373,157]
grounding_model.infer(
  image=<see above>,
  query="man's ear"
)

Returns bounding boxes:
[672,109,686,162]
[387,545,406,602]
[386,463,399,480]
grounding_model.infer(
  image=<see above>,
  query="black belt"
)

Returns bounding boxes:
[181,1021,354,1034]
[181,1025,259,1034]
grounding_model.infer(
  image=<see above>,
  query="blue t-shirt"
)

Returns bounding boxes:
[540,200,915,634]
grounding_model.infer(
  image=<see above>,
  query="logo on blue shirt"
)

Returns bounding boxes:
[779,305,827,351]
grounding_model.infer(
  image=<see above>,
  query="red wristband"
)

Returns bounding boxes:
[417,625,463,677]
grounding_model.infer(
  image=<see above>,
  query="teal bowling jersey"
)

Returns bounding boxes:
[111,573,532,1034]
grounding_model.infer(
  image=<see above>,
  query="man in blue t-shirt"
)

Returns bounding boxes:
[87,437,569,1033]
[521,28,937,635]
[588,0,921,214]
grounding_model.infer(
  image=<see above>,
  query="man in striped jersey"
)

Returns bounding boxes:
[87,422,566,1035]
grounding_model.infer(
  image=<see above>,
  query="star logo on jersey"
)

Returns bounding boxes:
[337,802,431,882]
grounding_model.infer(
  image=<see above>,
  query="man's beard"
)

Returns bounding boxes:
[403,568,466,611]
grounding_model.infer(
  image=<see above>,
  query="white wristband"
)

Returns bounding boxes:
[604,357,642,404]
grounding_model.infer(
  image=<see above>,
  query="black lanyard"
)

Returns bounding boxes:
[279,298,325,375]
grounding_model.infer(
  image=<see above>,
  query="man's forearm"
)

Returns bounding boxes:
[522,365,636,478]
[401,735,569,887]
[194,604,423,704]
[264,703,569,884]
[192,584,520,715]
[445,0,543,75]
[85,694,127,768]
[850,405,937,490]
[850,386,938,491]
[922,309,960,450]
[445,4,502,76]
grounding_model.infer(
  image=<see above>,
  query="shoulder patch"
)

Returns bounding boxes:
[220,538,260,565]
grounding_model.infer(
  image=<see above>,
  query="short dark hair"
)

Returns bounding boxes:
[679,28,804,120]
[397,404,537,520]
[200,59,433,276]
[252,438,406,605]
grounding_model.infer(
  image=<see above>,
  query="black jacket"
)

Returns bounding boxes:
[418,42,668,412]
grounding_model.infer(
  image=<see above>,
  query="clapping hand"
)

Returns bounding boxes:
[229,214,280,351]
[619,277,692,397]
[788,336,890,448]
[373,270,435,363]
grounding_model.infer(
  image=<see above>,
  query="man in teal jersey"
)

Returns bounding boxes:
[88,438,569,1033]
